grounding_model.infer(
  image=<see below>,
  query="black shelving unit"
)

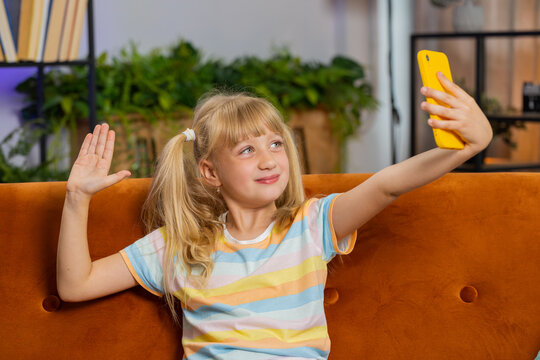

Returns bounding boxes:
[410,30,540,172]
[0,0,97,164]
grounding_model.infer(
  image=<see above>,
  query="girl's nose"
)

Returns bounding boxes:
[258,150,277,170]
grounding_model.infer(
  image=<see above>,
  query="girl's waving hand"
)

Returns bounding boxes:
[332,74,493,241]
[67,123,131,197]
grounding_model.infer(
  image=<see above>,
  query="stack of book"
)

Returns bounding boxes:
[0,0,88,63]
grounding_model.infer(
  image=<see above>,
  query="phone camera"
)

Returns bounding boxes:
[426,54,430,61]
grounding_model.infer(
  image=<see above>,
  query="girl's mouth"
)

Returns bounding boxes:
[255,174,280,184]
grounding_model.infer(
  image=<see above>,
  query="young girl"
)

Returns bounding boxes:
[57,73,492,360]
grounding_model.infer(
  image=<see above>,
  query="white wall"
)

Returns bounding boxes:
[346,0,413,172]
[0,0,414,173]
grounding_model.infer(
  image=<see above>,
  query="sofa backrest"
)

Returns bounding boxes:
[1,173,539,359]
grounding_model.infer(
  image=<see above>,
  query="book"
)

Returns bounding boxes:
[67,0,86,60]
[17,0,32,60]
[0,0,17,62]
[57,0,76,61]
[4,0,21,48]
[43,0,67,62]
[35,0,51,61]
[26,0,44,61]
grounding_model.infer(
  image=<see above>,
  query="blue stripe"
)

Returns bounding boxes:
[184,284,325,322]
[320,194,338,262]
[124,239,163,294]
[186,344,329,360]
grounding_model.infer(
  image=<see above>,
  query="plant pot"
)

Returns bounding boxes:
[288,109,340,174]
[74,114,191,177]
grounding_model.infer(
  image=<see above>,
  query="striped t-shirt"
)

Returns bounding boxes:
[120,194,357,360]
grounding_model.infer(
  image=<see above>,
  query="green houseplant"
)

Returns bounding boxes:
[13,39,376,179]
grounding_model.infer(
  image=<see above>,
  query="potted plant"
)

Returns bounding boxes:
[14,40,376,178]
[15,40,207,177]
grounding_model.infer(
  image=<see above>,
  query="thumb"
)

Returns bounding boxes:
[103,170,132,188]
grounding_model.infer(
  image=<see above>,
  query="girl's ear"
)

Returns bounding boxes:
[199,159,222,187]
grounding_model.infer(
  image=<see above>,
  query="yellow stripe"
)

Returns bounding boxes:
[187,325,328,344]
[182,255,326,300]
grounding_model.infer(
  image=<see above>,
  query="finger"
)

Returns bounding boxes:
[421,101,455,120]
[95,123,109,158]
[78,133,93,157]
[102,129,115,162]
[102,170,132,189]
[427,118,459,131]
[421,86,459,108]
[97,130,116,171]
[437,72,471,100]
[88,124,101,154]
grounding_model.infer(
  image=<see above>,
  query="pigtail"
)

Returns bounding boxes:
[141,131,222,324]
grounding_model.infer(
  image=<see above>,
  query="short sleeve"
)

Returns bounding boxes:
[119,228,166,296]
[311,193,357,262]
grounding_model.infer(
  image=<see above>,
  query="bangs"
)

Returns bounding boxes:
[208,97,285,150]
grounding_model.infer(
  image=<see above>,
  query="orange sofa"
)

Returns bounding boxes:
[1,173,540,359]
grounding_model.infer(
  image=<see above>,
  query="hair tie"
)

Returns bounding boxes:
[182,128,196,142]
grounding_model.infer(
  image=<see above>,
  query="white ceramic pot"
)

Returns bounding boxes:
[453,0,484,32]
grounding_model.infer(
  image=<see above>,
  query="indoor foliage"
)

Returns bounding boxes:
[7,39,377,181]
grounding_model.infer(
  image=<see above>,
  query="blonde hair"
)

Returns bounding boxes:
[141,92,305,323]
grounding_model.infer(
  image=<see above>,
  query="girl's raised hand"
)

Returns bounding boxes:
[421,72,493,154]
[66,123,131,197]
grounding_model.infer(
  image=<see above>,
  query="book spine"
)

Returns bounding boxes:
[43,0,67,62]
[17,0,32,60]
[0,0,17,62]
[36,0,51,62]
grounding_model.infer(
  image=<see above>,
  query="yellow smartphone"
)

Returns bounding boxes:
[417,50,465,150]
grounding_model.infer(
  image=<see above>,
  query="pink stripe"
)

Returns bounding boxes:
[148,229,188,290]
[182,313,327,340]
[149,228,166,268]
[307,198,323,253]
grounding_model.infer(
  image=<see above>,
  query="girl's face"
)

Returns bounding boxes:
[204,128,290,210]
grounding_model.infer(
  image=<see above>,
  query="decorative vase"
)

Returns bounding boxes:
[453,0,484,32]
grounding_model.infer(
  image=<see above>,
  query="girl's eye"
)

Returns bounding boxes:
[240,146,254,154]
[270,141,283,149]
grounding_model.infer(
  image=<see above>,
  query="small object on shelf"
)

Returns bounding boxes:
[523,82,540,113]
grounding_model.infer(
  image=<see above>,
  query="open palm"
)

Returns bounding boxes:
[67,124,131,196]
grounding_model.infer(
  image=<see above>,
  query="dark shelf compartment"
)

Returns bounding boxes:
[487,113,540,122]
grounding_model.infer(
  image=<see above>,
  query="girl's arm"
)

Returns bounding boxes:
[333,72,493,240]
[57,124,136,302]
